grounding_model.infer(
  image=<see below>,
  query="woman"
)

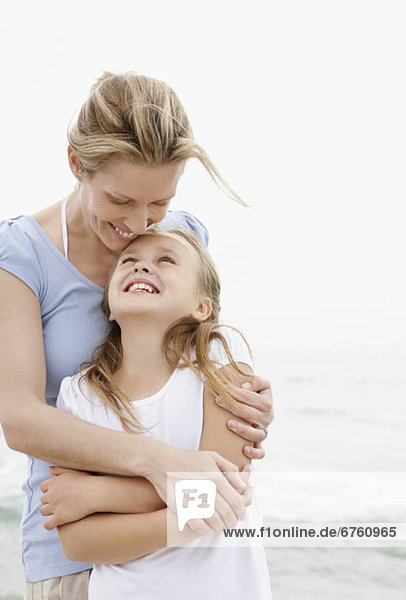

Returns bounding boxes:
[51,227,272,599]
[0,71,273,595]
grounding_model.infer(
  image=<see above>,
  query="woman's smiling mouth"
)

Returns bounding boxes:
[109,223,137,240]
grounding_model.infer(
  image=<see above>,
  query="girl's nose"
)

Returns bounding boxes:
[133,262,150,274]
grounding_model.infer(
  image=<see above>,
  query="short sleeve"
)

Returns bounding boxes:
[209,326,254,370]
[157,210,209,247]
[0,218,46,301]
[56,376,83,418]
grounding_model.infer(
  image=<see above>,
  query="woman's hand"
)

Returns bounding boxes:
[143,445,250,536]
[215,374,274,460]
[40,466,95,530]
[168,464,253,542]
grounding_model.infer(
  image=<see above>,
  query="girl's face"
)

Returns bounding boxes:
[107,233,212,326]
[69,149,185,253]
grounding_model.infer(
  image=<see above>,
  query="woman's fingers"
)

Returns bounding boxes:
[212,452,246,494]
[243,444,265,460]
[248,375,271,394]
[216,388,273,428]
[227,419,267,443]
[186,518,213,536]
[216,374,274,429]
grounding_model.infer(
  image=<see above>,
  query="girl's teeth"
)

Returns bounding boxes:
[128,283,156,293]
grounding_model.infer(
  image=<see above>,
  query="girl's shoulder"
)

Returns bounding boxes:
[208,325,254,370]
[57,370,105,416]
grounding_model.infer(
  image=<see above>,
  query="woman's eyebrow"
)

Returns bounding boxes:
[112,192,174,203]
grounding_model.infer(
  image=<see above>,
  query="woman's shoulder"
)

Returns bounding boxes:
[0,215,48,300]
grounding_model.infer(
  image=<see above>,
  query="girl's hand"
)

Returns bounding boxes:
[40,466,95,530]
[215,374,274,460]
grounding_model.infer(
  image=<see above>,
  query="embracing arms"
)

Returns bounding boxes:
[54,364,257,564]
[1,271,272,504]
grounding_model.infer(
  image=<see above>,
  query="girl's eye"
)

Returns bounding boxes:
[121,257,137,264]
[159,256,175,264]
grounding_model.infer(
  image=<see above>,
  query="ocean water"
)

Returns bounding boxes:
[1,368,405,599]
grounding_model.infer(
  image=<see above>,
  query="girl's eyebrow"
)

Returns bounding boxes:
[120,247,180,260]
[155,247,180,258]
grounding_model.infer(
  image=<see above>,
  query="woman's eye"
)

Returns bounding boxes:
[108,195,130,206]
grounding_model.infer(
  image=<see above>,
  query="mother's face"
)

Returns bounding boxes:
[70,152,185,253]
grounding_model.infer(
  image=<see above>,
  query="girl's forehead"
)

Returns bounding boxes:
[120,231,198,261]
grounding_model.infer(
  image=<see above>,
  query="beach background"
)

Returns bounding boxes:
[1,1,405,598]
[1,357,406,598]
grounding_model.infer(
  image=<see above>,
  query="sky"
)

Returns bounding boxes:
[1,0,405,378]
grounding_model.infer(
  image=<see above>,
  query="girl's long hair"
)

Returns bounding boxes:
[79,230,253,433]
[68,71,247,206]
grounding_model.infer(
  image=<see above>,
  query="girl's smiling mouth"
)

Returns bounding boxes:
[124,278,160,294]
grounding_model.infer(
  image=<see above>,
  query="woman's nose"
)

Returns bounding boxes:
[124,209,150,234]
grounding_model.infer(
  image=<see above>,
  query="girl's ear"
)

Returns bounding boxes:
[191,297,212,322]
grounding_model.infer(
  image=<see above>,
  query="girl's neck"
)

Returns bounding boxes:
[113,318,174,401]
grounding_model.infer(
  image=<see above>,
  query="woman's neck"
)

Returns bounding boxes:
[113,318,174,401]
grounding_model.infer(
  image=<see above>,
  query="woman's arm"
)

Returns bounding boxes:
[55,362,255,563]
[0,271,158,476]
[0,272,242,508]
[58,509,167,564]
[57,507,209,564]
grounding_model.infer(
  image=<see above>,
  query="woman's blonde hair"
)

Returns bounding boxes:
[79,229,253,433]
[68,71,246,205]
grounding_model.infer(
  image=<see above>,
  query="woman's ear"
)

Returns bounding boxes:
[67,146,84,181]
[191,297,212,322]
[108,312,115,322]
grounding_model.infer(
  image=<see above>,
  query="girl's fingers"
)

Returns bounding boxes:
[40,504,52,516]
[43,517,57,531]
[40,478,53,493]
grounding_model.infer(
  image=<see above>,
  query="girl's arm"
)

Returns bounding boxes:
[56,363,254,564]
[199,363,254,470]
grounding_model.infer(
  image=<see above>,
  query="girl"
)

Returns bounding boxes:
[50,227,272,599]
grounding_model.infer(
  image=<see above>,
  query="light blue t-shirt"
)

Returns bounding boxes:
[0,208,209,582]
